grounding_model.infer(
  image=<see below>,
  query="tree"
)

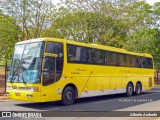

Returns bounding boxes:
[0,0,160,69]
[0,11,22,61]
[151,2,160,69]
[152,2,160,29]
[0,0,56,40]
[44,9,129,47]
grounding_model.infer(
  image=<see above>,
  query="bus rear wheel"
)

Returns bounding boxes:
[126,83,134,97]
[135,82,142,95]
[61,86,75,105]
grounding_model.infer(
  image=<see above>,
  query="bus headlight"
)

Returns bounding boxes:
[26,87,39,92]
[6,92,10,96]
[6,86,12,90]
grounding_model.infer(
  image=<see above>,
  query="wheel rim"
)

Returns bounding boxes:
[66,91,73,101]
[136,84,141,94]
[128,86,133,95]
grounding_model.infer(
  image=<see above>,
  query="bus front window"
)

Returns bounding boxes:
[8,42,44,83]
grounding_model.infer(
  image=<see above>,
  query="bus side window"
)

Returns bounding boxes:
[55,43,63,55]
[68,45,85,63]
[108,52,117,66]
[43,57,55,86]
[46,42,63,59]
[46,42,54,53]
[147,58,153,68]
[136,57,142,68]
[87,48,92,63]
[90,49,96,64]
[113,53,117,65]
[105,51,108,64]
[123,54,126,66]
[67,45,76,62]
[55,43,63,76]
[108,52,112,65]
[80,47,88,63]
[130,56,135,67]
[125,55,130,67]
[142,58,147,68]
[142,58,153,68]
[98,50,105,64]
[46,42,64,81]
[118,54,125,66]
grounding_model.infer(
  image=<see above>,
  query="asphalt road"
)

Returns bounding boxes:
[0,87,160,112]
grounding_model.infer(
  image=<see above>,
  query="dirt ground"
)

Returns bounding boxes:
[0,71,8,100]
[0,71,5,93]
[0,93,8,100]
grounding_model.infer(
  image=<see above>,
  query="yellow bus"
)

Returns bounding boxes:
[6,38,154,105]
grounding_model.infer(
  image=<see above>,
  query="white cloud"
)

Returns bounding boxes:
[51,0,61,5]
[146,0,160,5]
[51,0,160,5]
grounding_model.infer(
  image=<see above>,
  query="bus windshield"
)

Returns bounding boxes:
[8,42,44,83]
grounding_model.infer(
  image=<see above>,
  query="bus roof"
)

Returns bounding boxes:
[16,37,152,58]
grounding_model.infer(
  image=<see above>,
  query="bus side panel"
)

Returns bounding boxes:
[40,65,154,102]
[40,76,89,102]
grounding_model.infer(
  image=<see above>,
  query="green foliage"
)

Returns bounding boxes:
[0,0,160,69]
[44,11,127,48]
[0,11,22,61]
[0,0,56,40]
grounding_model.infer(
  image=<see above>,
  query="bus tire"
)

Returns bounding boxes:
[61,86,75,106]
[126,83,134,97]
[135,82,142,95]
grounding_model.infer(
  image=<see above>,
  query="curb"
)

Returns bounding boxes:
[0,99,11,102]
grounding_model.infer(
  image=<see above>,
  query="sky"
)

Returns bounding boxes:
[146,0,160,5]
[52,0,160,5]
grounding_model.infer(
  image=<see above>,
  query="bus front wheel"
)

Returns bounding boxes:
[126,83,134,97]
[61,86,75,105]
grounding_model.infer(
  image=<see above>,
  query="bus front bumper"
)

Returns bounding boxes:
[6,90,41,102]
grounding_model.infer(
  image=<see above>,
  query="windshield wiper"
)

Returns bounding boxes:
[19,63,26,84]
[10,60,26,84]
[10,60,21,83]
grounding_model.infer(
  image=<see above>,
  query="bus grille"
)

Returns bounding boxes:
[19,87,26,90]
[12,86,17,89]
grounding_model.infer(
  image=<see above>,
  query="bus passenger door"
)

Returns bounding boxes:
[41,54,58,102]
[41,41,64,102]
[42,56,57,85]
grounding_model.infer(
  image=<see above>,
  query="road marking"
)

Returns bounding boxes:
[0,100,12,102]
[140,91,160,96]
[73,109,85,111]
[45,107,60,111]
[93,92,160,104]
[94,98,120,104]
